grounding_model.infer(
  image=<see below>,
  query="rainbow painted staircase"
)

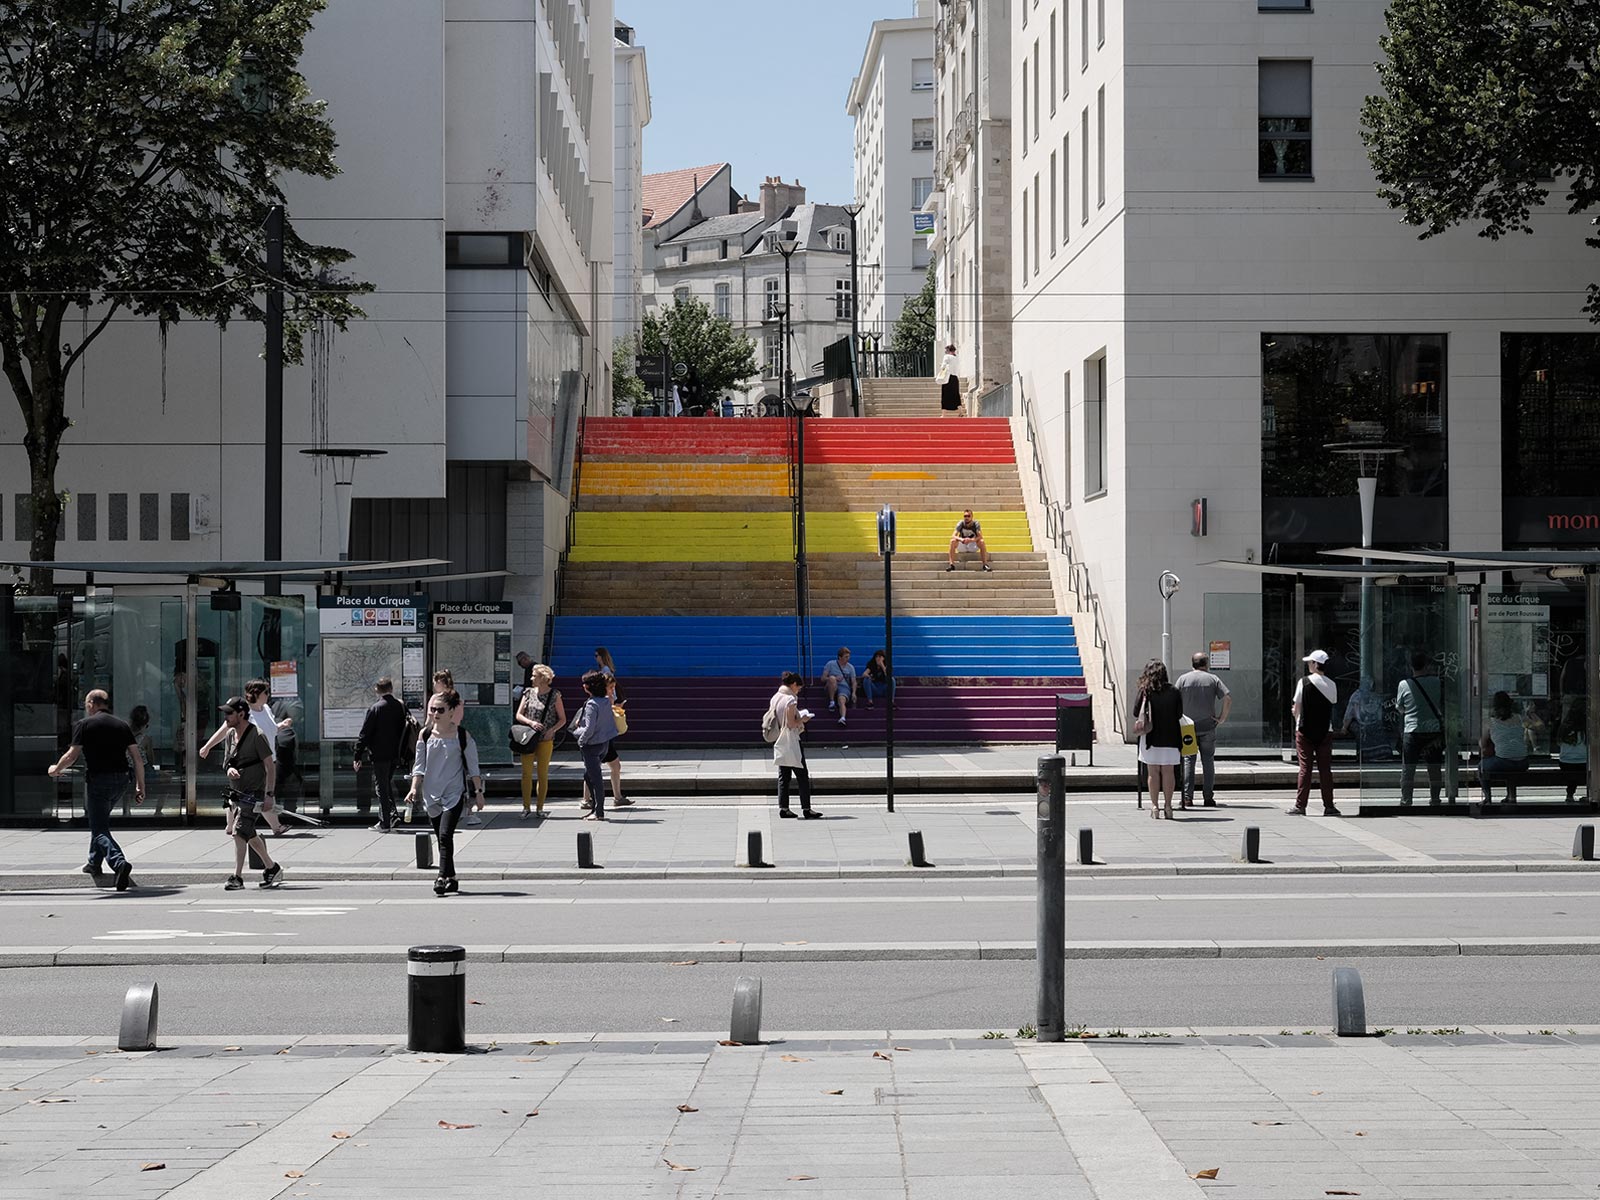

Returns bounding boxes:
[549,415,1082,744]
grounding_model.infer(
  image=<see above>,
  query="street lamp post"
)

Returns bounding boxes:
[1158,571,1182,672]
[775,223,800,406]
[1326,433,1403,689]
[264,204,284,596]
[789,391,814,678]
[843,201,864,417]
[299,448,388,560]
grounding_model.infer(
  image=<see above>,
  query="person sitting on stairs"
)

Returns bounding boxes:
[948,509,993,572]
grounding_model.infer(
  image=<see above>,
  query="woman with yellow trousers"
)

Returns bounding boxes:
[515,664,566,818]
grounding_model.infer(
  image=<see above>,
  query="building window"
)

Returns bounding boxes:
[1259,0,1311,7]
[170,493,190,542]
[1049,152,1058,255]
[1033,40,1041,138]
[1033,172,1042,274]
[1063,6,1070,96]
[913,238,932,269]
[835,279,853,320]
[764,330,781,378]
[912,177,934,208]
[912,58,934,91]
[833,230,849,251]
[108,493,128,542]
[1096,86,1106,208]
[673,286,690,305]
[714,282,730,319]
[1048,12,1057,114]
[139,493,159,541]
[1080,109,1089,223]
[1085,354,1107,498]
[1501,334,1600,547]
[1062,133,1071,241]
[720,239,729,259]
[680,246,689,263]
[76,492,97,542]
[1021,187,1030,283]
[1021,57,1029,147]
[1080,0,1088,69]
[765,277,781,319]
[1259,60,1313,179]
[445,233,520,267]
[911,118,935,150]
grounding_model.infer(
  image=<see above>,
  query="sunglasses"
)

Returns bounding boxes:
[427,704,448,714]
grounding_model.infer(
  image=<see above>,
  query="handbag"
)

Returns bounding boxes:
[1125,691,1150,743]
[1179,715,1199,757]
[611,701,628,737]
[508,724,537,755]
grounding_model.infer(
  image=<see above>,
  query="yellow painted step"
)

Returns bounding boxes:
[569,511,1035,562]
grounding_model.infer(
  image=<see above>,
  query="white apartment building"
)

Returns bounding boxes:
[928,0,1012,398]
[613,20,652,341]
[643,177,856,412]
[0,0,614,654]
[1011,0,1600,741]
[847,4,938,341]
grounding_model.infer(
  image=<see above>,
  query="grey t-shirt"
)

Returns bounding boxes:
[1396,676,1443,734]
[410,729,481,816]
[1175,669,1230,734]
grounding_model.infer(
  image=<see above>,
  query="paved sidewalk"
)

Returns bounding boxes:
[3,794,1597,888]
[3,1031,1597,1199]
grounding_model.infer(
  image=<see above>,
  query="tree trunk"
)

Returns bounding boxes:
[21,370,67,594]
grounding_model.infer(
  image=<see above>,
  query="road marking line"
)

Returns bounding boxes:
[1310,815,1438,863]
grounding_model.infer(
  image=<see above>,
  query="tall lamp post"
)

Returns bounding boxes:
[789,390,815,678]
[1325,431,1403,690]
[775,223,800,405]
[843,201,864,417]
[300,448,388,561]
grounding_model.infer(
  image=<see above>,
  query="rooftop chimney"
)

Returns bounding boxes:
[759,177,808,222]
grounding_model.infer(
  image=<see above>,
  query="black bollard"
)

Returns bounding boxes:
[1574,824,1596,862]
[415,832,434,871]
[907,830,932,868]
[1240,826,1262,863]
[1075,827,1094,866]
[577,831,597,870]
[746,830,769,869]
[1332,966,1367,1037]
[407,945,466,1053]
[1036,755,1066,1042]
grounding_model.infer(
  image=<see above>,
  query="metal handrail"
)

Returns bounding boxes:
[1015,372,1124,735]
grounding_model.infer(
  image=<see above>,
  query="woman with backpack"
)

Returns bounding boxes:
[570,670,620,821]
[404,689,481,895]
[583,647,630,810]
[765,672,821,819]
[514,664,566,818]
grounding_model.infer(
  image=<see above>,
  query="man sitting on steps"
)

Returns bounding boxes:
[821,647,857,726]
[948,509,994,572]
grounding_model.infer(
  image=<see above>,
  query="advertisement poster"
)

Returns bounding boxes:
[1208,641,1231,670]
[318,594,428,740]
[269,660,299,699]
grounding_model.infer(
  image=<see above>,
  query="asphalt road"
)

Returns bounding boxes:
[2,875,1597,948]
[1,957,1594,1037]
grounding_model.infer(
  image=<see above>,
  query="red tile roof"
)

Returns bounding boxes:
[641,162,728,229]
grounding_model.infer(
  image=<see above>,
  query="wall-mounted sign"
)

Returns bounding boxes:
[912,212,935,239]
[1209,641,1231,670]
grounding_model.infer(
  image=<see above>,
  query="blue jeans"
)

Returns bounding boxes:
[1479,755,1527,802]
[863,676,895,704]
[1181,729,1217,804]
[85,772,129,871]
[581,740,610,816]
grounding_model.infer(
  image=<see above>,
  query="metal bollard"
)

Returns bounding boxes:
[407,945,466,1053]
[1574,824,1596,861]
[907,830,932,868]
[577,831,597,870]
[1239,826,1262,863]
[415,832,434,871]
[730,975,763,1044]
[746,830,769,868]
[1332,966,1367,1037]
[1036,755,1067,1042]
[117,982,159,1051]
[1075,827,1094,866]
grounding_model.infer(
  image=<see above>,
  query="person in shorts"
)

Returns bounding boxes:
[947,510,993,572]
[200,679,288,835]
[218,698,284,890]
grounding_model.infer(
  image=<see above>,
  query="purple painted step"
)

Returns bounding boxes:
[556,677,1092,746]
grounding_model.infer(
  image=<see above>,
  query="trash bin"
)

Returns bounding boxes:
[1055,692,1093,753]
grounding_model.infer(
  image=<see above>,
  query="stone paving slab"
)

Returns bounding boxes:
[2,1034,1597,1198]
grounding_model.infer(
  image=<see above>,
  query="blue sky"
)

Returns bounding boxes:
[626,1,922,205]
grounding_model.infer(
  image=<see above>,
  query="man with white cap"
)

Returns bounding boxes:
[1288,649,1341,816]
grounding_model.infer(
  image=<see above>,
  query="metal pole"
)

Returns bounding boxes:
[795,406,808,677]
[264,204,284,597]
[184,582,198,820]
[885,547,894,813]
[783,252,794,405]
[1161,593,1172,673]
[1358,473,1377,690]
[1586,571,1598,808]
[1036,754,1066,1041]
[848,208,861,418]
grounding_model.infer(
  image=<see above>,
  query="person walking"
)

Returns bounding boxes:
[1132,660,1184,818]
[1288,649,1341,816]
[1479,690,1529,805]
[584,648,630,810]
[198,679,288,834]
[405,688,482,895]
[47,690,146,891]
[1176,652,1232,807]
[938,343,962,417]
[515,664,566,818]
[768,671,821,819]
[217,697,284,890]
[571,670,620,822]
[1396,651,1445,806]
[354,677,409,830]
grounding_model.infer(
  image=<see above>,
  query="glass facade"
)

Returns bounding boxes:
[1501,333,1600,547]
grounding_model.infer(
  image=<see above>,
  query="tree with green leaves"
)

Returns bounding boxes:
[893,265,937,364]
[640,297,757,414]
[0,0,368,584]
[612,336,649,415]
[1360,0,1600,320]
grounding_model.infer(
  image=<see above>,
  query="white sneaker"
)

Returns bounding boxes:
[465,811,481,826]
[838,715,847,726]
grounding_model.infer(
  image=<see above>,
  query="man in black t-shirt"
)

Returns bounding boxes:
[48,690,146,891]
[355,677,409,831]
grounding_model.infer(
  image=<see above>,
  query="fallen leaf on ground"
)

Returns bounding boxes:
[668,960,699,967]
[437,1120,477,1130]
[1353,1131,1366,1137]
[1252,1120,1285,1126]
[893,1046,912,1052]
[515,1057,544,1063]
[87,1078,107,1084]
[530,1040,559,1046]
[779,1055,810,1063]
[677,1104,698,1113]
[1090,1080,1110,1084]
[872,1051,892,1061]
[663,1159,697,1171]
[823,1089,844,1095]
[782,940,809,945]
[718,1039,743,1047]
[525,1110,539,1118]
[330,1131,351,1139]
[140,1163,165,1171]
[1191,1168,1220,1180]
[1309,1090,1323,1096]
[788,1175,817,1181]
[284,1170,304,1179]
[275,1048,291,1055]
[467,999,485,1006]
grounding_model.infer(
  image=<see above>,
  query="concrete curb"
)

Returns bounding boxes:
[10,935,1600,967]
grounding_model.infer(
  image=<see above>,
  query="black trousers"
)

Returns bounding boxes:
[430,802,464,876]
[371,757,398,825]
